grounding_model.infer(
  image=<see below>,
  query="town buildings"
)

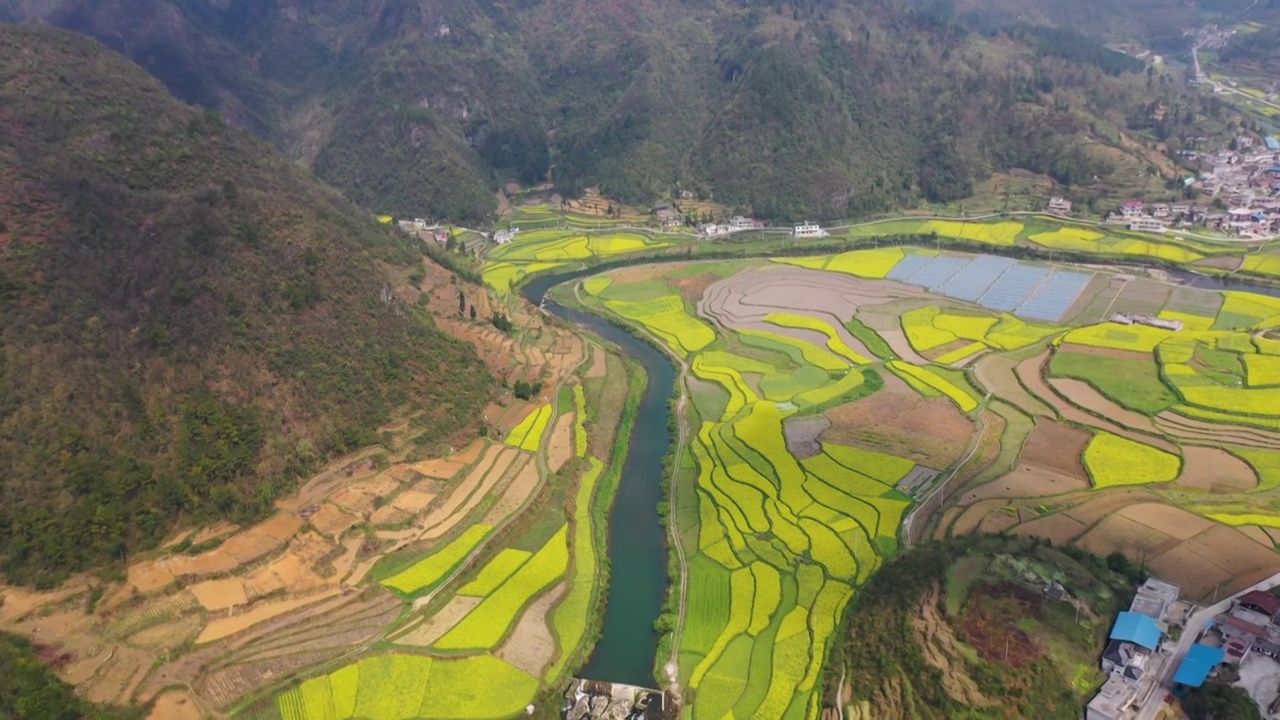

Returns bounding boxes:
[1087,579,1183,720]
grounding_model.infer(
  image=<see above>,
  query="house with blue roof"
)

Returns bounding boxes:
[1172,643,1224,690]
[1101,611,1163,679]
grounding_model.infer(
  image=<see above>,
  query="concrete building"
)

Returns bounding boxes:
[793,222,827,239]
[1047,196,1073,215]
[1129,217,1167,233]
[1087,676,1139,720]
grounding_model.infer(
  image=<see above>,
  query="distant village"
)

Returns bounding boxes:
[1047,135,1280,239]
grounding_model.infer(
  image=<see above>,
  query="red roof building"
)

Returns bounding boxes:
[1239,590,1280,616]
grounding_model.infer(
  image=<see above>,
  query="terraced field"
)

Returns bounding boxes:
[574,244,1280,719]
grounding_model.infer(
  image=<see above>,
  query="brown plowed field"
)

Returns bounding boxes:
[394,596,483,647]
[823,382,974,468]
[1176,446,1258,491]
[1048,377,1162,434]
[309,504,358,537]
[1011,513,1089,545]
[973,354,1053,417]
[482,458,541,526]
[497,582,566,677]
[1077,514,1176,559]
[1118,503,1213,541]
[547,412,575,472]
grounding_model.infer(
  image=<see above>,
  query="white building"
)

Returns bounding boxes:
[493,227,518,245]
[793,222,827,239]
[1129,217,1166,233]
[1047,196,1073,215]
[698,223,729,238]
[1086,677,1138,720]
[728,216,755,231]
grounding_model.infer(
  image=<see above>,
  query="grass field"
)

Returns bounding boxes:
[1049,350,1178,414]
[382,525,493,595]
[1082,432,1180,488]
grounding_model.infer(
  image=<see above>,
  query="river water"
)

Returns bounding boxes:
[522,272,674,688]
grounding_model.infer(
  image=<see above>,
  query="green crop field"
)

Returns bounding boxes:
[1049,350,1178,413]
[382,524,494,595]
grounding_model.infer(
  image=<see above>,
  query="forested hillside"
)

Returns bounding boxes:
[822,537,1137,720]
[0,0,1229,221]
[0,25,495,586]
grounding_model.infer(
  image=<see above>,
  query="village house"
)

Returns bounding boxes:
[493,227,518,245]
[1046,196,1073,215]
[793,221,827,239]
[1087,578,1182,720]
[654,203,685,230]
[1121,200,1146,218]
[1129,217,1167,233]
[698,223,729,238]
[728,216,756,232]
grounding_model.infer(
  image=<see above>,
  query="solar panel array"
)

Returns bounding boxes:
[881,251,1093,323]
[885,253,933,281]
[906,256,970,289]
[980,265,1050,312]
[1015,270,1093,321]
[936,256,1016,302]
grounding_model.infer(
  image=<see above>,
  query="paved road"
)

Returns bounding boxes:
[1134,570,1280,720]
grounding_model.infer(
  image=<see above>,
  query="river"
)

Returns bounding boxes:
[522,271,674,688]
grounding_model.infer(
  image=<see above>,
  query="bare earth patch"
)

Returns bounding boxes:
[1118,503,1213,541]
[1011,513,1089,545]
[547,412,575,472]
[146,690,202,720]
[482,455,541,525]
[1077,514,1176,559]
[1048,377,1161,434]
[823,378,974,468]
[497,582,566,677]
[189,579,248,612]
[1176,446,1259,492]
[394,596,483,646]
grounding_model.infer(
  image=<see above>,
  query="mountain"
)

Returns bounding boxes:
[2,0,1226,221]
[0,24,495,586]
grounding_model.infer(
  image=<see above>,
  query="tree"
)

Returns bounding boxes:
[1182,683,1261,720]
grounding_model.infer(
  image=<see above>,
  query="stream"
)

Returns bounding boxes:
[522,271,674,688]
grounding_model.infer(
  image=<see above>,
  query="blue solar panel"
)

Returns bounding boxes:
[885,253,932,281]
[907,256,970,288]
[1017,270,1092,321]
[936,256,1017,301]
[979,265,1050,312]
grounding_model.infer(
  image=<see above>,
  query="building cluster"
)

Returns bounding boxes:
[697,215,764,238]
[398,218,449,245]
[1181,137,1280,238]
[1088,579,1186,720]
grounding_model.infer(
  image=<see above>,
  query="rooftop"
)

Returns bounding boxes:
[1088,676,1137,718]
[1172,644,1224,688]
[1110,611,1162,651]
[1239,590,1280,616]
[1130,578,1180,619]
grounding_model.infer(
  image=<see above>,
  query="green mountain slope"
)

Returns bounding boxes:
[0,25,495,586]
[0,1,1229,221]
[822,537,1139,720]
